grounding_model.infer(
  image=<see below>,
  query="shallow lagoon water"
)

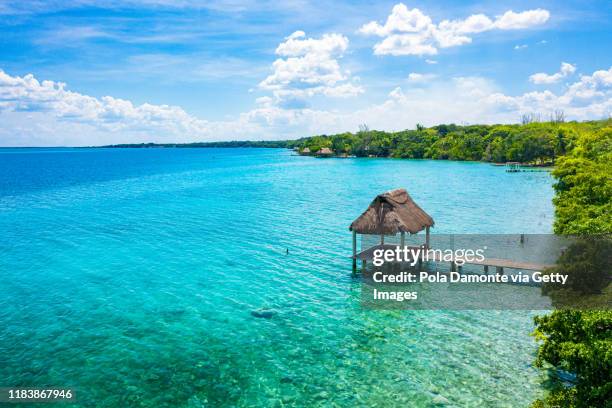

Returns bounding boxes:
[0,148,554,407]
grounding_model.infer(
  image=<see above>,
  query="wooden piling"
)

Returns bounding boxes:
[352,230,357,272]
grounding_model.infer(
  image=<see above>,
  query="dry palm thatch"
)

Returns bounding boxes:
[349,188,434,235]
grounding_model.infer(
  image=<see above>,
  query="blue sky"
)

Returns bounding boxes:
[0,0,610,146]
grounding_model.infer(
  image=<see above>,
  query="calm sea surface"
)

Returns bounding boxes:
[0,148,554,407]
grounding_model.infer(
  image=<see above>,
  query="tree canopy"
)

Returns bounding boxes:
[531,120,611,407]
[295,120,611,164]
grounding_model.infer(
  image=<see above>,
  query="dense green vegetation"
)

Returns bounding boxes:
[294,120,612,164]
[552,126,612,234]
[543,237,611,298]
[532,311,611,408]
[531,120,611,407]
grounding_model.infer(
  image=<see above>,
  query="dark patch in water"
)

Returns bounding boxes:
[250,308,277,319]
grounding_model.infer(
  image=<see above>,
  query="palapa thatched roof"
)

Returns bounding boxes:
[301,147,311,153]
[349,188,434,235]
[317,147,333,155]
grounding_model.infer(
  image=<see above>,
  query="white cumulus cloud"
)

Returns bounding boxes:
[227,66,612,140]
[529,62,576,84]
[246,67,612,134]
[359,3,550,56]
[1,65,611,147]
[258,31,363,106]
[0,69,264,145]
[407,73,436,83]
[492,66,612,117]
[0,70,207,131]
[494,9,550,30]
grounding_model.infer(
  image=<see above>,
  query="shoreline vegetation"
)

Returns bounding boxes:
[100,140,290,149]
[293,120,611,166]
[100,119,611,167]
[530,118,610,407]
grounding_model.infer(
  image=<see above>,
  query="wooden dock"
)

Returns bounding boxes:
[352,244,554,274]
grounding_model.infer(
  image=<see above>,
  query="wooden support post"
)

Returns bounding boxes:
[425,226,430,249]
[352,230,357,272]
[400,231,405,248]
[496,266,504,275]
[451,261,456,272]
[380,234,384,245]
[362,259,367,272]
[484,265,489,274]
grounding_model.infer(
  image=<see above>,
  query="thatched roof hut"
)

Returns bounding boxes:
[349,188,434,235]
[349,188,434,271]
[316,147,333,156]
[301,147,311,154]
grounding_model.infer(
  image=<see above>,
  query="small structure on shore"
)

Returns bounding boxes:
[316,147,334,157]
[300,147,311,155]
[505,162,521,172]
[349,188,434,271]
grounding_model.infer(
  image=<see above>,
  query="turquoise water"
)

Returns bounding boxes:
[0,148,554,407]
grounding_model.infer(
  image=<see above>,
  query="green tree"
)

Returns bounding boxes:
[552,128,612,234]
[532,311,612,407]
[532,122,612,408]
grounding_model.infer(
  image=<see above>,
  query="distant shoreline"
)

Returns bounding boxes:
[91,119,610,167]
[92,140,292,149]
[5,118,608,169]
[0,144,555,167]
